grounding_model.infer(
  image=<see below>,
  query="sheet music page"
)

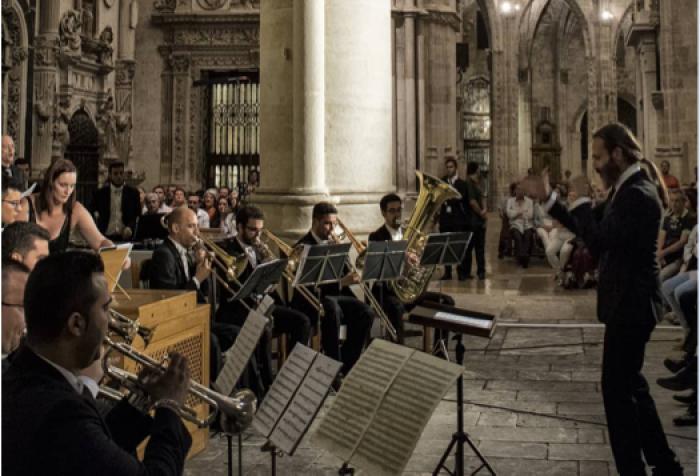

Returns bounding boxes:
[292,245,312,287]
[99,244,132,293]
[312,340,413,462]
[214,309,268,397]
[350,351,463,476]
[270,353,342,455]
[252,344,317,438]
[411,306,493,330]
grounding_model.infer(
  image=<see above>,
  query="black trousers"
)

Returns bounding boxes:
[679,287,697,354]
[321,295,374,374]
[602,327,679,475]
[271,305,316,351]
[463,227,486,276]
[511,228,534,265]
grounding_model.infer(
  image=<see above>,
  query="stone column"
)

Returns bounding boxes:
[115,0,138,167]
[258,0,393,236]
[636,39,659,158]
[32,0,60,173]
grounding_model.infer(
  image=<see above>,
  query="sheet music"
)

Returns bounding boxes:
[313,340,413,462]
[270,353,342,455]
[252,344,316,438]
[99,244,132,293]
[292,245,312,287]
[411,306,493,330]
[350,351,463,476]
[214,309,268,397]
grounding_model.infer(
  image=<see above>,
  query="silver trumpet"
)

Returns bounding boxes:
[100,335,257,431]
[108,309,155,347]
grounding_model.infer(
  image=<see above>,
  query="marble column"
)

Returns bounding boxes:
[32,0,60,172]
[637,39,659,159]
[258,0,393,237]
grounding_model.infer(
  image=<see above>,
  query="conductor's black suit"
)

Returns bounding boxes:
[548,170,681,475]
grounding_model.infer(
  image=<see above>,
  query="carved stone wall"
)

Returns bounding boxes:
[146,3,259,191]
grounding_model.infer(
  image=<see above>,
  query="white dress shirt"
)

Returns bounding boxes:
[506,196,534,233]
[195,208,210,228]
[237,236,258,268]
[385,224,403,241]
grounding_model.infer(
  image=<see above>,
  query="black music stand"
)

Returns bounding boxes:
[293,243,352,288]
[420,232,471,359]
[363,240,408,338]
[413,304,496,476]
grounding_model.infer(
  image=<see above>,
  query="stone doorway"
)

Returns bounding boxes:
[65,109,99,206]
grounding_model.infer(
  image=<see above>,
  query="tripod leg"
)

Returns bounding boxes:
[227,434,233,476]
[432,436,458,476]
[238,433,243,476]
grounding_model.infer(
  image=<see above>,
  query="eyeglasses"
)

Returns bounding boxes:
[245,226,263,233]
[2,301,23,308]
[2,200,22,209]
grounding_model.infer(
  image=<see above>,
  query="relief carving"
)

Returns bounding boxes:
[59,10,82,52]
[97,26,114,65]
[34,36,59,67]
[173,26,259,47]
[168,54,191,73]
[231,0,259,8]
[97,93,119,160]
[154,0,176,12]
[197,0,227,10]
[52,96,71,156]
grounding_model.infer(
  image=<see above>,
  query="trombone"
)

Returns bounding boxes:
[108,309,155,347]
[259,230,324,315]
[332,218,399,342]
[194,235,251,307]
[100,335,257,432]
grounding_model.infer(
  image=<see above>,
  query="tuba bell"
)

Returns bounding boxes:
[390,171,461,303]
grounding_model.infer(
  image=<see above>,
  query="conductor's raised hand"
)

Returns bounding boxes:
[521,168,551,202]
[569,175,590,199]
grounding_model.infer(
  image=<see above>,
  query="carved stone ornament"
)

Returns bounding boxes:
[34,36,59,67]
[53,96,71,154]
[153,0,176,12]
[168,54,190,73]
[173,26,259,47]
[231,0,260,7]
[97,26,114,65]
[59,10,82,52]
[104,0,115,7]
[424,10,462,31]
[97,92,119,159]
[197,0,227,10]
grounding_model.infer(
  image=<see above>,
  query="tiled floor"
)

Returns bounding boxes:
[185,216,698,475]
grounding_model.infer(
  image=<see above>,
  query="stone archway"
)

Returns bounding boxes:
[65,109,99,205]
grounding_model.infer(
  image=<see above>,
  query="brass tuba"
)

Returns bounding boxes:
[390,171,462,303]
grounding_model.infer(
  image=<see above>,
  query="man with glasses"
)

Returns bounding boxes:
[1,178,24,228]
[217,206,315,398]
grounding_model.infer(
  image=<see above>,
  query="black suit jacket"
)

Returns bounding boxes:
[548,171,663,334]
[2,346,191,476]
[216,237,264,320]
[149,238,208,303]
[91,183,142,236]
[439,176,468,230]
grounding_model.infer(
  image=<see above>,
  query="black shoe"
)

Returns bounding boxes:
[652,459,685,475]
[440,273,452,281]
[665,357,689,374]
[673,392,697,405]
[673,409,697,427]
[458,274,473,281]
[477,272,486,280]
[658,368,696,392]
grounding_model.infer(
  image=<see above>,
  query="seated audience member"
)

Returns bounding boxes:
[658,189,695,281]
[661,160,681,189]
[2,178,24,227]
[143,192,161,215]
[219,186,231,201]
[211,196,232,233]
[506,183,535,268]
[202,189,218,223]
[171,187,186,208]
[2,251,192,475]
[545,191,578,282]
[152,185,172,213]
[89,161,141,242]
[661,224,697,334]
[498,182,517,259]
[533,200,552,251]
[187,192,210,228]
[2,221,50,270]
[2,260,29,365]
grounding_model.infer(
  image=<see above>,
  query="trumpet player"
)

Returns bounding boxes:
[369,193,455,345]
[217,206,316,396]
[2,251,193,475]
[292,202,374,376]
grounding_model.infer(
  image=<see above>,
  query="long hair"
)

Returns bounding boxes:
[37,158,77,215]
[592,122,669,208]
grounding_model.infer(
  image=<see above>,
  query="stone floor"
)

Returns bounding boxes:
[185,216,698,475]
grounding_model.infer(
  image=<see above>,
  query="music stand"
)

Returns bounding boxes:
[230,258,289,304]
[415,306,496,476]
[293,243,352,288]
[420,232,472,359]
[362,240,408,338]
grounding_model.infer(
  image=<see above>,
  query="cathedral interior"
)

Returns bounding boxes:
[1,0,698,474]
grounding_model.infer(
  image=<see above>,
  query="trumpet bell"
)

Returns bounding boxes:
[217,389,257,434]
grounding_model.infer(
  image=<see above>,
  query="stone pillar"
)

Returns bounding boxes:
[32,0,60,173]
[258,0,393,237]
[636,39,659,158]
[115,0,138,167]
[403,10,417,193]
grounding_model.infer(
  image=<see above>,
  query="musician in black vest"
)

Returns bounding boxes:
[439,158,469,280]
[523,123,683,476]
[291,202,373,375]
[216,206,317,396]
[369,193,455,345]
[3,251,192,476]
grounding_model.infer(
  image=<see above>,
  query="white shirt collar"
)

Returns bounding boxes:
[33,350,84,395]
[310,230,326,244]
[612,164,641,199]
[384,223,403,241]
[110,183,123,193]
[169,237,189,256]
